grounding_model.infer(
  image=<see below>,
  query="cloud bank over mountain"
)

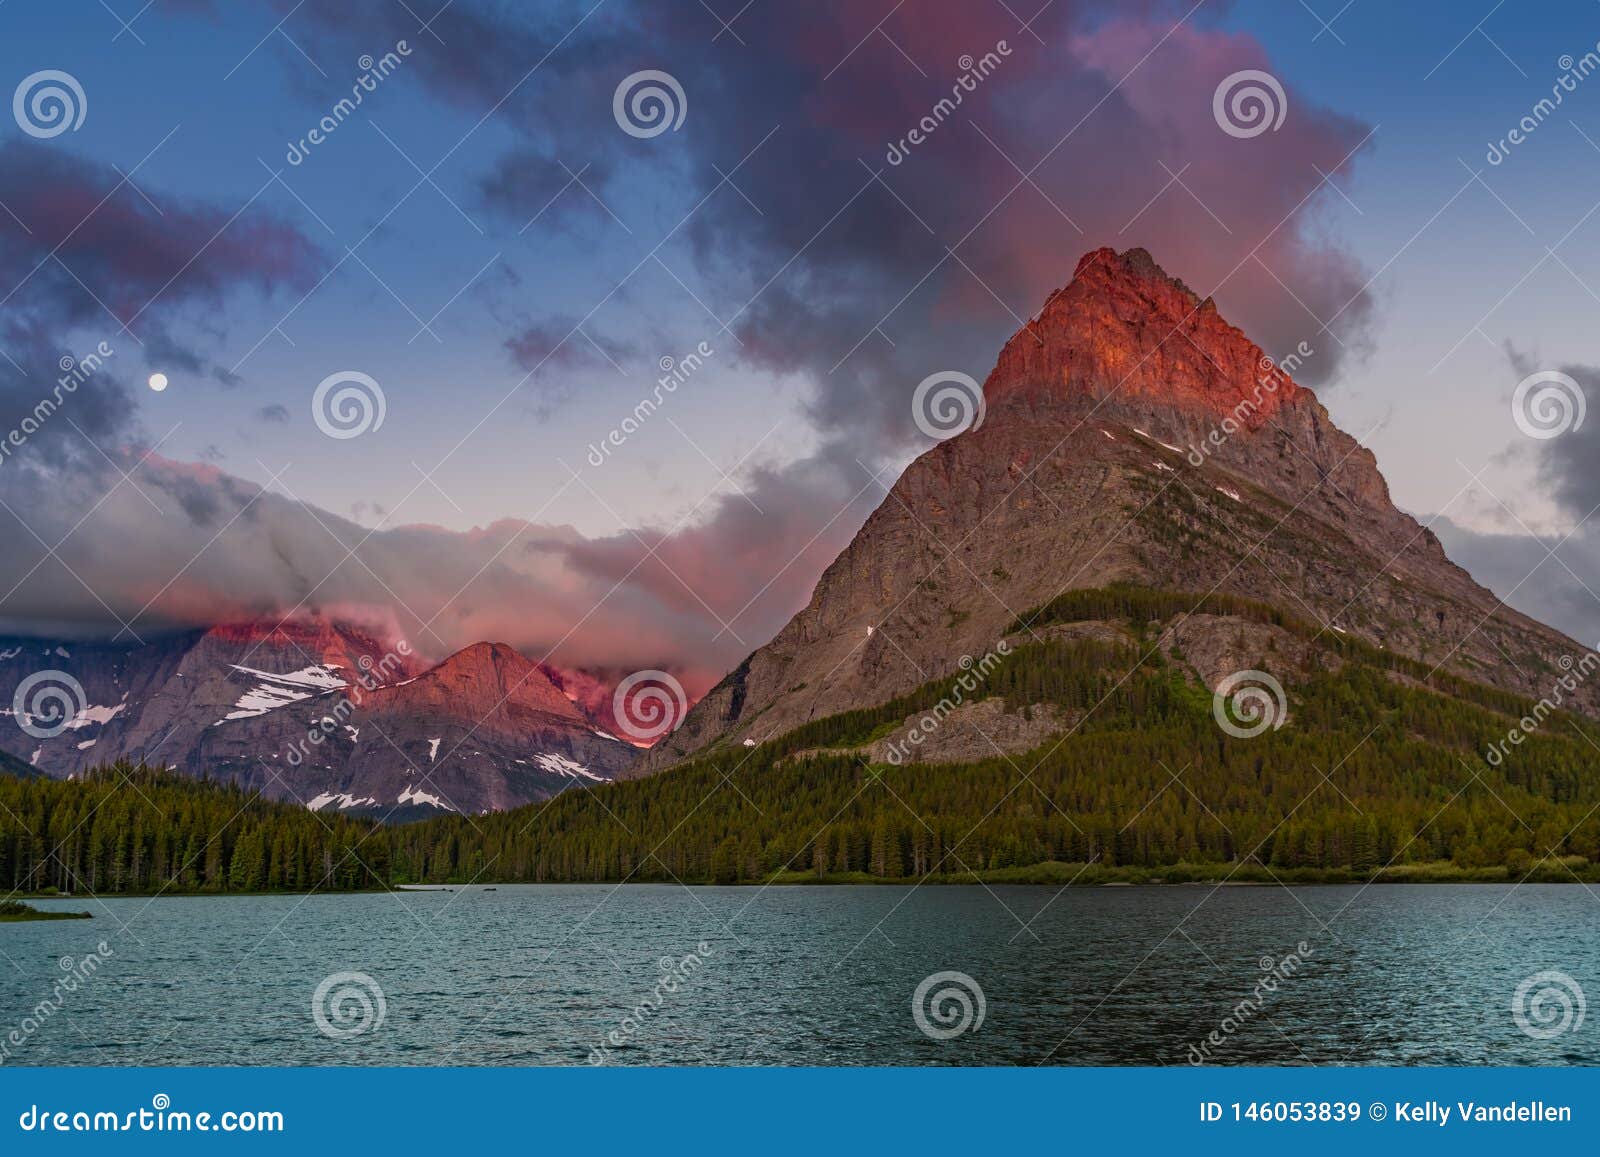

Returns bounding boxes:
[0,0,1387,689]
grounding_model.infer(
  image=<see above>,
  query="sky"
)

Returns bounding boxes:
[2,0,1600,692]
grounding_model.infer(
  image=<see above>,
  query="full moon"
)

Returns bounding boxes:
[147,373,168,392]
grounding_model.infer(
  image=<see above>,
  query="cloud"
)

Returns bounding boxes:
[477,150,620,233]
[273,0,1376,449]
[0,139,325,462]
[0,141,322,329]
[1438,351,1600,650]
[0,1,1384,698]
[1505,347,1600,521]
[0,452,880,697]
[257,403,290,423]
[505,318,635,374]
[1431,515,1600,651]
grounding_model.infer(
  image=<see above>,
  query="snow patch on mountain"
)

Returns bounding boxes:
[398,784,455,810]
[307,791,379,811]
[67,702,126,729]
[533,752,608,781]
[219,663,348,722]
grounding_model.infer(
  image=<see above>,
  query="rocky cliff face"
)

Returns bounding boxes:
[645,247,1598,768]
[0,621,633,815]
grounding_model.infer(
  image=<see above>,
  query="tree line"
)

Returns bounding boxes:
[3,587,1598,892]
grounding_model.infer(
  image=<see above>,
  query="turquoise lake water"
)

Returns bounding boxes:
[3,883,1595,1065]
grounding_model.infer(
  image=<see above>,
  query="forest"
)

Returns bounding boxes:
[3,587,1598,894]
[0,767,390,894]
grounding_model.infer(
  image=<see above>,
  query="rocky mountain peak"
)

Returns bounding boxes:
[401,640,581,721]
[983,245,1302,430]
[197,617,417,678]
[0,621,634,815]
[641,246,1597,772]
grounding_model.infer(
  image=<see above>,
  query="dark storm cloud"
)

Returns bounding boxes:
[0,139,325,459]
[280,0,1376,450]
[1505,347,1600,520]
[1431,515,1600,650]
[0,0,1385,686]
[1430,342,1600,647]
[0,141,322,323]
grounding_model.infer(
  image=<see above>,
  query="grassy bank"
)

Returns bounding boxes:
[0,899,92,921]
[762,858,1599,886]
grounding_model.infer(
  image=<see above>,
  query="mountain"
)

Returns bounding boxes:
[645,246,1600,769]
[0,620,634,815]
[9,246,1600,888]
[327,642,630,813]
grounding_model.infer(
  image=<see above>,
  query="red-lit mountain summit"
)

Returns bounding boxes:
[646,247,1597,768]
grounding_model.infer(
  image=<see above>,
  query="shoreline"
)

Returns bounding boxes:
[9,859,1595,897]
[0,899,92,922]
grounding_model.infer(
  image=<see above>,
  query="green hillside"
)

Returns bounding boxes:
[391,588,1600,886]
[0,766,390,895]
[4,588,1598,892]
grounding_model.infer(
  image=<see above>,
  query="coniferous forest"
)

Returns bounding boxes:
[4,588,1600,895]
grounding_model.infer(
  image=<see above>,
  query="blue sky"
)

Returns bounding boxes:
[3,0,1600,676]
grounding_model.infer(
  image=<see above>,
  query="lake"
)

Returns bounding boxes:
[3,883,1595,1065]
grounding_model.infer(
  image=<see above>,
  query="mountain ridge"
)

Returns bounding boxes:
[0,620,635,815]
[643,246,1599,770]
